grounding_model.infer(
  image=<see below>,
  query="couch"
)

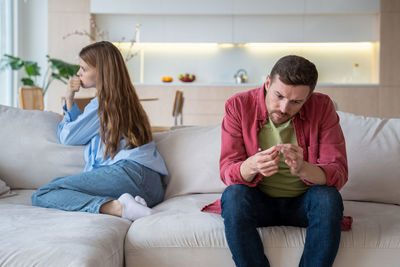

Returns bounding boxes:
[0,103,399,267]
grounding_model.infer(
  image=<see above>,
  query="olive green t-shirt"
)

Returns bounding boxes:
[257,118,309,197]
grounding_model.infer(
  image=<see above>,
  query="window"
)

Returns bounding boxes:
[0,0,12,106]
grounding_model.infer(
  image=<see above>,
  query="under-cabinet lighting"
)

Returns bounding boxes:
[217,43,235,48]
[245,42,374,48]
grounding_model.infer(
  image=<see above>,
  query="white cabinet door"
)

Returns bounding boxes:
[162,15,233,43]
[305,0,380,14]
[233,0,305,15]
[92,0,379,42]
[92,0,380,15]
[232,15,304,43]
[160,0,233,15]
[91,0,233,15]
[303,14,378,42]
[91,0,162,14]
[96,14,233,43]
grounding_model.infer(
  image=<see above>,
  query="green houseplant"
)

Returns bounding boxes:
[0,54,79,96]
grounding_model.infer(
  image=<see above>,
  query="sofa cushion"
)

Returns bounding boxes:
[154,125,226,199]
[0,105,85,189]
[125,194,400,267]
[338,111,400,205]
[0,198,131,267]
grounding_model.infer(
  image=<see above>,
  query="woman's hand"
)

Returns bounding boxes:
[66,77,81,110]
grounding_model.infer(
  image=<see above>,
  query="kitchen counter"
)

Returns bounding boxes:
[134,82,260,87]
[134,83,382,126]
[134,82,379,87]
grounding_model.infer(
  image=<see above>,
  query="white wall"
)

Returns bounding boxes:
[14,0,48,107]
[46,0,91,114]
[0,0,12,106]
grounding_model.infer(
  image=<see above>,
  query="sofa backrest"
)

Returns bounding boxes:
[338,111,400,205]
[153,125,225,199]
[0,105,85,189]
[155,112,400,206]
[1,104,399,206]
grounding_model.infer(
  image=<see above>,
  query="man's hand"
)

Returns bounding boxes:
[277,143,327,185]
[240,146,280,182]
[65,77,81,110]
[276,144,305,176]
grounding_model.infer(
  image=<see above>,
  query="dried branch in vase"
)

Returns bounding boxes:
[63,18,141,62]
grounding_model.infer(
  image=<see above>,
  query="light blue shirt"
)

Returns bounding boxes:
[58,97,168,175]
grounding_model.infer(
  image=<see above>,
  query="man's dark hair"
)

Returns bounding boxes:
[270,55,318,94]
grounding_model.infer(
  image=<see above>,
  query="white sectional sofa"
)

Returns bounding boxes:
[1,104,400,267]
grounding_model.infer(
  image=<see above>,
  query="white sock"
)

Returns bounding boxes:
[118,193,155,221]
[134,195,148,207]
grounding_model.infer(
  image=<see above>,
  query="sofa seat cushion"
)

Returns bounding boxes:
[125,194,400,267]
[0,189,34,205]
[0,190,131,267]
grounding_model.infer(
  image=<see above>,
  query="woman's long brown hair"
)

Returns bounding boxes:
[79,41,152,159]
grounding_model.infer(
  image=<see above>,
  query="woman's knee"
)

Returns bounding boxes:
[31,180,61,207]
[139,168,165,208]
[31,185,50,206]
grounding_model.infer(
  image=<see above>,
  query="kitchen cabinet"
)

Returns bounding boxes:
[91,0,233,15]
[233,13,377,43]
[232,15,304,43]
[91,0,379,15]
[160,0,233,15]
[93,0,379,43]
[160,16,233,43]
[96,14,233,43]
[304,0,379,14]
[232,0,305,15]
[91,0,163,14]
[303,14,377,42]
[96,13,378,43]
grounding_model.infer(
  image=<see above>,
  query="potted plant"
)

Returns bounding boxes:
[0,54,79,95]
[0,54,79,110]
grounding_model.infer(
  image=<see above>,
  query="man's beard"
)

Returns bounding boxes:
[269,111,292,124]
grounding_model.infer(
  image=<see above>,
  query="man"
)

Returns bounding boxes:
[202,55,351,267]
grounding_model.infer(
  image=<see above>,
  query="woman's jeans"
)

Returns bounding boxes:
[31,160,165,213]
[221,184,343,267]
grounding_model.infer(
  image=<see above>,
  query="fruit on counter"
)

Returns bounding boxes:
[178,73,196,82]
[162,76,173,82]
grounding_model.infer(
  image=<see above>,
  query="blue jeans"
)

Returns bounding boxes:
[221,184,343,267]
[31,160,165,213]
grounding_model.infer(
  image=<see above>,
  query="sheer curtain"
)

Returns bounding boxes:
[0,0,12,106]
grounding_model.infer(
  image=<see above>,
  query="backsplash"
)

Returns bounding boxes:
[118,42,379,85]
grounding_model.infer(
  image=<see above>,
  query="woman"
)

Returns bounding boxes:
[31,41,167,221]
